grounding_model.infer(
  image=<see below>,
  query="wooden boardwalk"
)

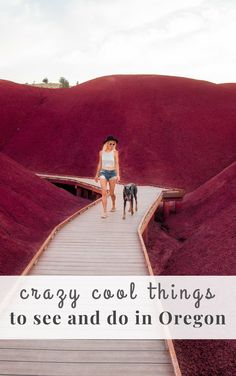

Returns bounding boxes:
[0,177,176,376]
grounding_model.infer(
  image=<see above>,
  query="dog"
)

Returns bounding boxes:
[122,183,138,219]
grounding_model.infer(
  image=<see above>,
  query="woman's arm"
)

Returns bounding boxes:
[115,150,120,182]
[94,151,102,181]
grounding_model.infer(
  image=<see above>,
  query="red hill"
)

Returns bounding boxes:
[0,152,90,275]
[148,160,236,275]
[1,75,236,192]
[147,161,236,376]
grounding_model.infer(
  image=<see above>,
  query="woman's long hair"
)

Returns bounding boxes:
[102,141,117,152]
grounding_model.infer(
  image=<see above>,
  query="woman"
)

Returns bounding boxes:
[94,135,120,218]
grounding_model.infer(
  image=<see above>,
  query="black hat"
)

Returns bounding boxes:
[103,135,119,144]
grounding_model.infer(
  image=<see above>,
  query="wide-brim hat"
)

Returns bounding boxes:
[103,135,119,144]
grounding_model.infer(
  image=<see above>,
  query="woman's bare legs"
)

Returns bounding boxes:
[108,178,117,210]
[100,177,108,216]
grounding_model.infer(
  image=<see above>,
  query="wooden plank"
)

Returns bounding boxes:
[38,254,144,260]
[41,253,142,257]
[34,258,144,263]
[0,362,174,376]
[37,256,144,261]
[40,251,142,255]
[48,243,140,247]
[31,268,148,274]
[30,270,148,276]
[40,252,142,256]
[0,339,166,351]
[31,261,146,268]
[43,246,140,250]
[0,349,171,363]
[31,262,147,268]
[36,261,145,266]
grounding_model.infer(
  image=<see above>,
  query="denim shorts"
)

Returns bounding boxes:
[99,169,117,181]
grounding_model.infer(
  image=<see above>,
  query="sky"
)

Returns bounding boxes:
[0,0,236,85]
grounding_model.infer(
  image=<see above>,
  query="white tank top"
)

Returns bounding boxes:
[101,150,115,168]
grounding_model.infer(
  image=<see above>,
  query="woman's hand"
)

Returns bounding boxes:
[94,175,99,182]
[116,175,120,183]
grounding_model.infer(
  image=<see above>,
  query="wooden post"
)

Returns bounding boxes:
[175,199,183,212]
[163,201,170,219]
[83,189,89,199]
[76,186,82,197]
[169,200,176,213]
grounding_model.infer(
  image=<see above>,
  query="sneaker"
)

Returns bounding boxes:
[101,212,108,218]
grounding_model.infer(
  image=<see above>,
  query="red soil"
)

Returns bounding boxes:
[173,339,236,376]
[0,152,90,275]
[149,161,236,275]
[147,161,236,375]
[1,75,236,193]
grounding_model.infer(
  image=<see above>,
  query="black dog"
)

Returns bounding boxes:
[122,183,138,219]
